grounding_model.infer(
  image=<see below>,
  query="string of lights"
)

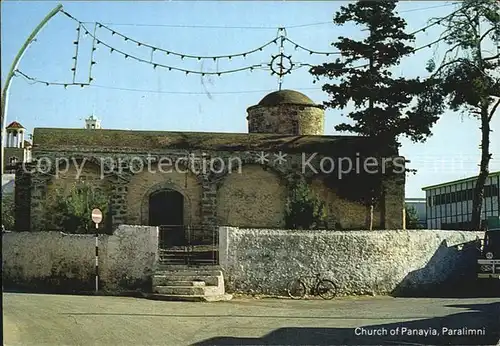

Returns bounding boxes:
[14,5,473,91]
[60,7,464,63]
[14,68,322,94]
[62,10,281,62]
[407,0,486,35]
[71,23,81,83]
[14,70,89,88]
[78,22,268,76]
[96,22,279,61]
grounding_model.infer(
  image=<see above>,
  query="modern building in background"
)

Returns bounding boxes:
[405,198,426,228]
[422,171,500,230]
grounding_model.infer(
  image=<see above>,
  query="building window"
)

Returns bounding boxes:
[291,120,299,135]
[9,156,18,165]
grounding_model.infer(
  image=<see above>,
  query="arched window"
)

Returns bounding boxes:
[9,156,18,165]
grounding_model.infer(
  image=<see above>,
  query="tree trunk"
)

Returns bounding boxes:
[470,101,491,230]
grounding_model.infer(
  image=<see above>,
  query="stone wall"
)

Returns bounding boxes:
[219,227,483,296]
[2,225,158,293]
[247,104,325,135]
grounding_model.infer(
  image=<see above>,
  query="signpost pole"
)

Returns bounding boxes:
[91,208,103,293]
[95,223,99,293]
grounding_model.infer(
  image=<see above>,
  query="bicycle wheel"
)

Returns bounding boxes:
[316,279,337,300]
[287,279,306,299]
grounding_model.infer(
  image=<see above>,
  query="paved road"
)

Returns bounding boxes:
[3,293,499,345]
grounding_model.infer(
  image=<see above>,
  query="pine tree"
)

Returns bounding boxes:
[311,0,444,147]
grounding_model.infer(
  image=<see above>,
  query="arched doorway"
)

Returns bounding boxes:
[149,189,184,247]
[149,189,184,226]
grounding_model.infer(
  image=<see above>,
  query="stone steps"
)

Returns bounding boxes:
[154,285,222,296]
[151,265,231,302]
[153,275,219,286]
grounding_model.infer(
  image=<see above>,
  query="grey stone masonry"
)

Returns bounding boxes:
[19,129,405,233]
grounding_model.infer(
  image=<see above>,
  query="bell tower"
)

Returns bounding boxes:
[85,114,101,129]
[3,121,32,172]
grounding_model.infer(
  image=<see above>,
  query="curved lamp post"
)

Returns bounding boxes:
[1,4,63,174]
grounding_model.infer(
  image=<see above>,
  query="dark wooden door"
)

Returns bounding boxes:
[149,189,185,247]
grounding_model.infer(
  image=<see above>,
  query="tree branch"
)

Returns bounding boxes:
[484,53,500,62]
[489,98,500,122]
[431,58,463,77]
[479,26,497,43]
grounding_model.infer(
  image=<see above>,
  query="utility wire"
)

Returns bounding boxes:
[77,3,456,29]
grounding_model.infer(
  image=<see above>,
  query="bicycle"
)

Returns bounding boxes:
[287,273,338,300]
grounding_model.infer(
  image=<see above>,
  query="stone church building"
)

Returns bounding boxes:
[15,90,405,240]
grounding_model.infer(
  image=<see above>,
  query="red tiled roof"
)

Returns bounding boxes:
[6,121,24,129]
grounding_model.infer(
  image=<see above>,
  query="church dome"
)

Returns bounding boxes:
[247,89,324,135]
[257,89,316,107]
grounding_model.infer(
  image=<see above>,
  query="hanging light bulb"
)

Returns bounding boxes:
[137,42,141,46]
[64,84,68,89]
[213,57,216,62]
[185,71,189,75]
[198,57,201,61]
[243,54,246,58]
[125,54,129,59]
[110,48,114,53]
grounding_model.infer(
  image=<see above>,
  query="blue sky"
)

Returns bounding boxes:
[2,1,499,198]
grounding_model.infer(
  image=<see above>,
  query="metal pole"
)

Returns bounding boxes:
[1,4,63,174]
[95,223,99,292]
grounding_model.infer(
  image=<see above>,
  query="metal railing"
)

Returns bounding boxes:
[158,225,218,266]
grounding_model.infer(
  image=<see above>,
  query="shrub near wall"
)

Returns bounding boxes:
[2,225,158,293]
[218,227,483,296]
